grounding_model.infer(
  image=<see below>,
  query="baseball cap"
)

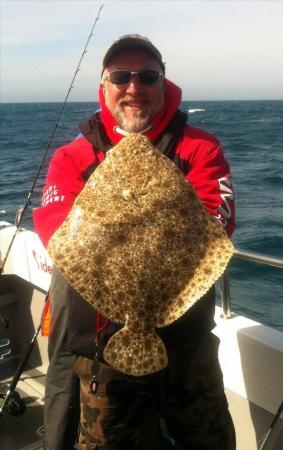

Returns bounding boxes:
[102,34,165,74]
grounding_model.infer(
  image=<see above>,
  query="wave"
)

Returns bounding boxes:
[74,109,94,113]
[188,108,206,114]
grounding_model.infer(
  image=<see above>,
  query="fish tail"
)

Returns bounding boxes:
[103,327,168,376]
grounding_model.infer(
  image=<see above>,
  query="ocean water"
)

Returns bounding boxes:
[0,101,282,331]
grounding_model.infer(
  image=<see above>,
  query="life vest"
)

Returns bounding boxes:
[41,294,51,337]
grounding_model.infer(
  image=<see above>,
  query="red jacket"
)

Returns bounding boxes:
[33,79,235,246]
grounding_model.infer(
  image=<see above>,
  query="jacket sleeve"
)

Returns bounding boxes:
[33,146,85,247]
[187,140,235,237]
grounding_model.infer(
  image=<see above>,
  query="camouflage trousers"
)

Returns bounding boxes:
[73,332,236,450]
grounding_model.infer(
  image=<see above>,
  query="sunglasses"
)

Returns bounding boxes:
[104,69,164,86]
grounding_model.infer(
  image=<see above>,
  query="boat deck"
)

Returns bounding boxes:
[0,364,45,450]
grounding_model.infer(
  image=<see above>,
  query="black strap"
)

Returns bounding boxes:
[79,112,113,152]
[154,109,189,175]
[154,109,187,157]
[81,162,100,183]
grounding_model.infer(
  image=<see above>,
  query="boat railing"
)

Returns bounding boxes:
[220,248,283,319]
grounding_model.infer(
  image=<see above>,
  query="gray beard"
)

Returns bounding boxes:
[114,108,153,133]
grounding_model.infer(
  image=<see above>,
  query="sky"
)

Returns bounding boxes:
[1,0,283,102]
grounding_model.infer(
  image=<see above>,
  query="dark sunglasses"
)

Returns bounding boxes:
[104,69,164,86]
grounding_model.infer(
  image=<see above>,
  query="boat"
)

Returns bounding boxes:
[0,217,283,450]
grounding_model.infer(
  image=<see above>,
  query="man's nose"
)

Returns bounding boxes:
[125,75,143,93]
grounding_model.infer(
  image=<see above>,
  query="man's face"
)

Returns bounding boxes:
[102,50,165,133]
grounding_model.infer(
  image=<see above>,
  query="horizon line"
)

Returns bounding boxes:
[1,98,283,105]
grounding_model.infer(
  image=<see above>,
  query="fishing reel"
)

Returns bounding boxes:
[0,390,26,417]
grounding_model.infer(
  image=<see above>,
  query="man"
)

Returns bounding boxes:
[34,35,236,450]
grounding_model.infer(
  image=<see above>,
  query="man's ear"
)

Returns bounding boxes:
[100,71,107,95]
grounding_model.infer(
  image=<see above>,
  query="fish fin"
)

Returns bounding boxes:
[103,327,168,376]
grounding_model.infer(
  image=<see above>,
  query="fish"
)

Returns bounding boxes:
[47,133,234,376]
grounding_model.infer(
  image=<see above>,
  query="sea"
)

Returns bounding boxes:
[0,100,282,332]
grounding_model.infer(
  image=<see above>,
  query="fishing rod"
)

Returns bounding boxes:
[0,3,104,276]
[258,401,283,449]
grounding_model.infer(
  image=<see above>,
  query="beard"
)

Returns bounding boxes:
[106,93,157,133]
[114,107,154,132]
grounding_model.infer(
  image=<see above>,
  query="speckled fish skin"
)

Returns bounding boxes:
[47,133,234,376]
